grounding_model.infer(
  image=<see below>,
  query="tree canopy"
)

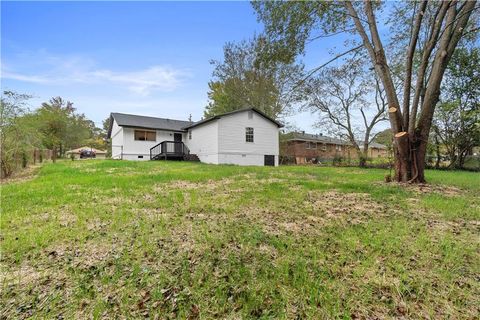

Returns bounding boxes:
[205,36,302,120]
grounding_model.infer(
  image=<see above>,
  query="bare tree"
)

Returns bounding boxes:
[304,60,387,167]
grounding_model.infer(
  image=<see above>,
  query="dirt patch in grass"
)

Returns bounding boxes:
[0,164,42,185]
[1,240,120,319]
[426,218,480,234]
[1,262,70,319]
[100,196,136,206]
[131,207,167,219]
[306,191,390,225]
[59,210,78,227]
[244,191,391,236]
[153,178,236,194]
[377,181,464,197]
[403,183,463,196]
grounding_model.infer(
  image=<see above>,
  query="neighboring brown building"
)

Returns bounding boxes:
[281,132,388,164]
[66,146,107,159]
[361,142,389,159]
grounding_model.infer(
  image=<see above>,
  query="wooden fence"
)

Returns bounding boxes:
[1,148,54,179]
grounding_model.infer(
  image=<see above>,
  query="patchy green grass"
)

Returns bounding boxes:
[1,160,479,319]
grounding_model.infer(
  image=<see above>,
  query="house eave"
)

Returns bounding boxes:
[120,125,187,133]
[182,108,283,130]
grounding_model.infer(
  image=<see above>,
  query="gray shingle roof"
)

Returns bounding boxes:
[368,142,388,149]
[182,108,283,130]
[110,113,192,132]
[107,108,283,138]
[289,132,351,145]
[288,132,387,149]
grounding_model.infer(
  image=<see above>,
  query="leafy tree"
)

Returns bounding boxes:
[253,1,478,182]
[375,129,393,148]
[0,91,37,177]
[205,36,302,119]
[433,47,480,169]
[36,97,92,160]
[100,116,112,157]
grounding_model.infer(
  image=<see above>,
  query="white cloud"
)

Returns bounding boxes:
[1,52,191,95]
[1,71,51,84]
[89,66,188,95]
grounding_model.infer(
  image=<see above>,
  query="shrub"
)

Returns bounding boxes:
[332,154,345,166]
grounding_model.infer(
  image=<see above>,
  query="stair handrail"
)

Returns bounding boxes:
[150,141,189,160]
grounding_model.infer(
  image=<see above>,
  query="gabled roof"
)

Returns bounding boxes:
[288,132,351,146]
[108,112,192,137]
[367,142,388,149]
[66,146,107,154]
[107,108,283,138]
[182,108,283,130]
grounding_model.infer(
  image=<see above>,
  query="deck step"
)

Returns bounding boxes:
[183,154,200,162]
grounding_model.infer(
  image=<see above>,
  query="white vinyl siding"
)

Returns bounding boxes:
[121,128,185,160]
[187,121,219,164]
[217,110,279,166]
[110,119,123,159]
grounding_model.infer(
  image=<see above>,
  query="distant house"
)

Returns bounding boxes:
[66,146,107,159]
[360,142,389,159]
[281,131,388,164]
[107,108,283,166]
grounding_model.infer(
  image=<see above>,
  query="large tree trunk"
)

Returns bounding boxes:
[356,146,368,168]
[358,154,367,168]
[413,137,428,183]
[345,0,476,184]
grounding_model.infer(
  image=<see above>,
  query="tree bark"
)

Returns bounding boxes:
[394,132,410,182]
[357,149,368,167]
[413,138,428,183]
[435,136,441,169]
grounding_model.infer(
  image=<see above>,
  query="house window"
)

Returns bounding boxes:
[306,142,316,149]
[134,130,156,141]
[336,145,342,151]
[321,144,327,151]
[245,127,254,142]
[189,130,192,140]
[305,142,310,149]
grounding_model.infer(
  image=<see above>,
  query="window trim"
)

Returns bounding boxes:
[134,129,156,142]
[245,127,254,143]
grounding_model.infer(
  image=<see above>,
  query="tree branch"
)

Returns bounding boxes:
[409,1,451,134]
[402,0,428,131]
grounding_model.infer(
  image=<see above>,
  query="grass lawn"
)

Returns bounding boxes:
[1,160,479,319]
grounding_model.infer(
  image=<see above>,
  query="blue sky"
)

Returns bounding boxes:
[2,1,349,131]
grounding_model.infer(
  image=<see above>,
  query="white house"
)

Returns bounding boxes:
[107,108,282,166]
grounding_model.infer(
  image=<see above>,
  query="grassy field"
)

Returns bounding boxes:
[1,160,479,319]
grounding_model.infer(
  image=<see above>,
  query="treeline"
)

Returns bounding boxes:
[0,91,106,177]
